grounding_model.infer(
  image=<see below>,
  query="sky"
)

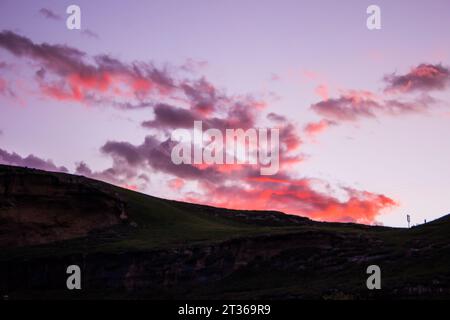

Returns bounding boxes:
[1,0,450,227]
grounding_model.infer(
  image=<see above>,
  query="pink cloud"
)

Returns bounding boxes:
[168,178,185,190]
[311,88,434,123]
[315,84,329,100]
[384,63,450,93]
[185,178,397,224]
[304,119,335,138]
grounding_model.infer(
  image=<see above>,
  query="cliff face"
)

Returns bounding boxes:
[0,231,366,298]
[2,229,449,299]
[0,166,127,247]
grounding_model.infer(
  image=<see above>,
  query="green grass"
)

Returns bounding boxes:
[0,182,310,260]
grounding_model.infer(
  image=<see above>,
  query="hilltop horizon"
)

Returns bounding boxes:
[1,0,450,228]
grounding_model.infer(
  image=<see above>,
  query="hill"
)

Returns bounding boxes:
[0,164,449,299]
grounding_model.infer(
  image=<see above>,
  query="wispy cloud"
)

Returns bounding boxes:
[39,8,62,21]
[82,29,100,39]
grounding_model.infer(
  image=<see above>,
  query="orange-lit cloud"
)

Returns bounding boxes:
[185,179,397,224]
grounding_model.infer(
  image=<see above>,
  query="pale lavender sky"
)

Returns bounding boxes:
[1,0,450,226]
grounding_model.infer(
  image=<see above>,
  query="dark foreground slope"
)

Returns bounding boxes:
[0,165,449,299]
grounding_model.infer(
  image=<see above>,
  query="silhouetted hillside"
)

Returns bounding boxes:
[0,165,449,299]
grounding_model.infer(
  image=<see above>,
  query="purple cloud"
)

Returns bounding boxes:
[311,90,435,122]
[384,63,450,93]
[0,148,68,172]
[39,8,62,21]
[82,29,100,39]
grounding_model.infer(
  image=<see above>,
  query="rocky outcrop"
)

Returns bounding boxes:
[0,165,128,247]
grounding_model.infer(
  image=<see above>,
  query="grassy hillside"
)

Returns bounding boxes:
[1,164,449,299]
[0,164,387,258]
